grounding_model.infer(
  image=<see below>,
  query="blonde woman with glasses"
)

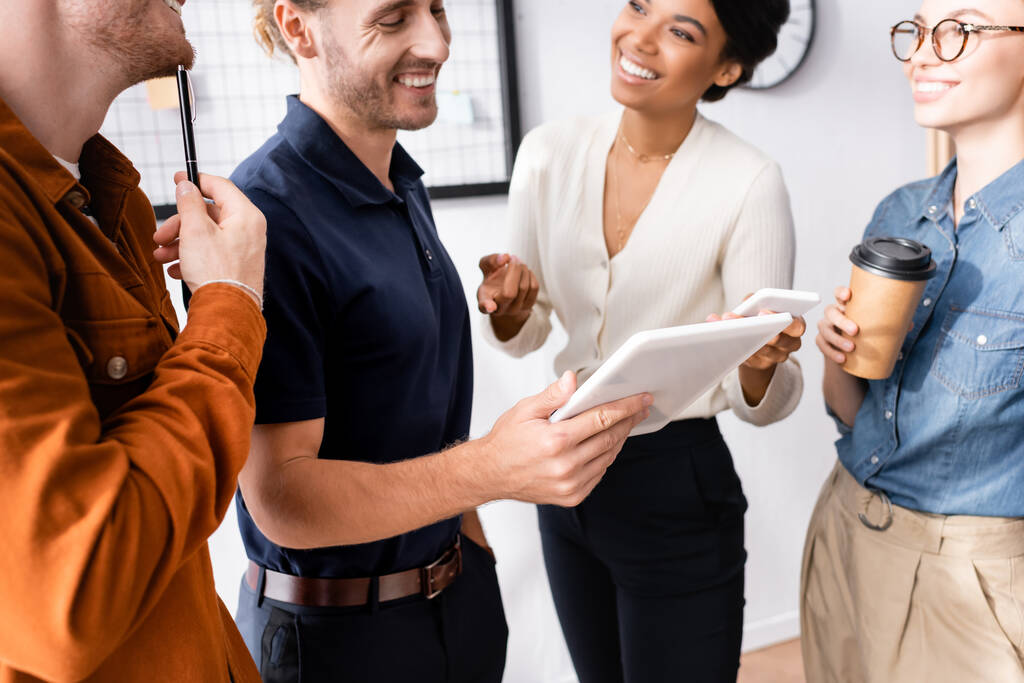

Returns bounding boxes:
[803,1,1024,681]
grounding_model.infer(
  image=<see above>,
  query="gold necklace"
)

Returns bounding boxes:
[613,141,624,254]
[618,129,676,163]
[612,129,669,254]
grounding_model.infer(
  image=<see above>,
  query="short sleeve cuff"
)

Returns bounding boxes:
[254,397,327,425]
[825,400,854,437]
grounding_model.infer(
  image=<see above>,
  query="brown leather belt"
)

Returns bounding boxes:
[245,536,462,607]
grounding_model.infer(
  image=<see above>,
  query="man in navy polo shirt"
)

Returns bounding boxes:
[231,0,652,680]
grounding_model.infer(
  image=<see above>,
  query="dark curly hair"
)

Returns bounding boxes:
[702,0,791,102]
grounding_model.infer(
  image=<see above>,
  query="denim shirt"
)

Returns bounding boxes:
[836,157,1024,516]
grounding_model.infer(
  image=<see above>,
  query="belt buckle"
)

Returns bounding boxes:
[421,537,462,600]
[859,488,894,531]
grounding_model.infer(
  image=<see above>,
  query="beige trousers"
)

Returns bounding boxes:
[800,462,1024,683]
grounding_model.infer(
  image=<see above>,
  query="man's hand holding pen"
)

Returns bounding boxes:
[152,172,267,308]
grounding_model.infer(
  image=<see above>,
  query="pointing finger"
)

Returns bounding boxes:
[479,253,510,276]
[502,262,523,301]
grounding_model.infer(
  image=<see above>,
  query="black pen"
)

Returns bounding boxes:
[176,65,200,187]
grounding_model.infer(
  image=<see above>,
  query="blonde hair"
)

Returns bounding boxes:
[252,0,328,63]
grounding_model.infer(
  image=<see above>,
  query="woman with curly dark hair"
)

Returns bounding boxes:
[477,1,800,680]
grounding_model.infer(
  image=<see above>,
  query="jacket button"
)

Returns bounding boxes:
[66,191,87,209]
[107,356,128,380]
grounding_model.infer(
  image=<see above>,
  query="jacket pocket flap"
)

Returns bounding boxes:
[63,317,168,385]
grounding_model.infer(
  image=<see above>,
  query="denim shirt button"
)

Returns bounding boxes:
[871,456,880,465]
[897,352,904,361]
[967,198,977,210]
[885,410,894,420]
[923,298,933,307]
[928,205,938,215]
[977,335,988,346]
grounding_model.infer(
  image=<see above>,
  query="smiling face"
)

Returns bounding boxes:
[61,0,195,86]
[609,0,740,116]
[315,0,451,131]
[903,0,1024,136]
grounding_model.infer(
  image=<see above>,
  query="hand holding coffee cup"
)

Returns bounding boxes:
[816,286,858,365]
[828,238,937,380]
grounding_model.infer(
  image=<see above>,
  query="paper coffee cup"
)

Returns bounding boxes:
[841,237,937,380]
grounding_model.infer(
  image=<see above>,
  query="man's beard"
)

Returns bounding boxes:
[69,0,195,89]
[116,36,196,86]
[322,32,438,132]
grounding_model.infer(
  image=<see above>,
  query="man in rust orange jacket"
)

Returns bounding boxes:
[0,1,268,681]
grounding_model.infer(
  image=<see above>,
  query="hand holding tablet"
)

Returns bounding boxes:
[549,289,820,436]
[550,313,794,435]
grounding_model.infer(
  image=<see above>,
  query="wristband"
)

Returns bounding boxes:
[195,279,263,310]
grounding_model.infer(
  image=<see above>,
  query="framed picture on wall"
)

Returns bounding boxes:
[100,0,523,219]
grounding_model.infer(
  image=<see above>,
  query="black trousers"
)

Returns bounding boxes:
[539,418,747,683]
[235,536,508,683]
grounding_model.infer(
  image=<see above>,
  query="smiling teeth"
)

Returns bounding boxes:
[398,75,436,88]
[916,81,954,93]
[162,0,182,16]
[620,55,657,80]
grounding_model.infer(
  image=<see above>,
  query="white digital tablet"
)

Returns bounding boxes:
[731,288,821,318]
[549,313,794,436]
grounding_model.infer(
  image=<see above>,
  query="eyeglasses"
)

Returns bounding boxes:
[890,18,1024,62]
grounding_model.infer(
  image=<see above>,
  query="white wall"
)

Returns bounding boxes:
[202,0,927,681]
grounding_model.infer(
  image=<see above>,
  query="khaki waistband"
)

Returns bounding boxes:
[829,462,1024,558]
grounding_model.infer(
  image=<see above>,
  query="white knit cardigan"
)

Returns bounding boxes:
[483,110,803,426]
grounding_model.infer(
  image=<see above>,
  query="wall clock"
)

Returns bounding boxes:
[746,0,816,90]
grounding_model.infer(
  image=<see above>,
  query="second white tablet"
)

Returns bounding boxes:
[731,288,820,317]
[549,313,793,436]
